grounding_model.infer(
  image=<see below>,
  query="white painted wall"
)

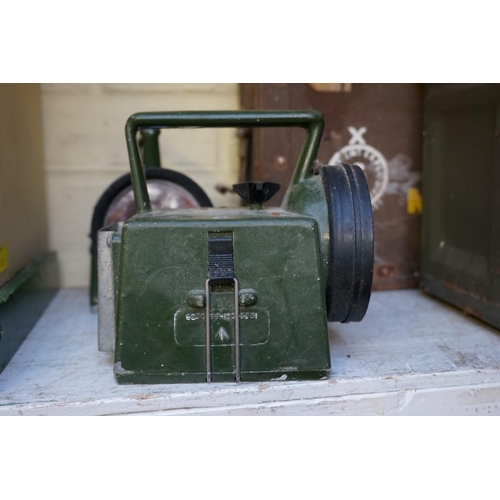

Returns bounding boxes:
[41,84,241,287]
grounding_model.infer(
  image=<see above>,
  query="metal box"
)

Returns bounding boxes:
[421,83,500,329]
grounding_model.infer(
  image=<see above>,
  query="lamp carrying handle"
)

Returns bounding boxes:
[125,110,325,212]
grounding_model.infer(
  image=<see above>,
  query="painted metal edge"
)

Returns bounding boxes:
[0,252,59,374]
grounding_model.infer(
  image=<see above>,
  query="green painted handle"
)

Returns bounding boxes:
[125,110,325,212]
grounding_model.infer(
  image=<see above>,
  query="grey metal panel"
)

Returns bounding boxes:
[97,224,122,352]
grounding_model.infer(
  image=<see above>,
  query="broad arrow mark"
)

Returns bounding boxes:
[216,327,230,342]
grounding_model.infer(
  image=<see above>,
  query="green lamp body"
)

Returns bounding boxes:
[98,111,373,384]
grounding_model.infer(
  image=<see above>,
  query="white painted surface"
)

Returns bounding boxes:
[1,289,500,415]
[41,84,241,287]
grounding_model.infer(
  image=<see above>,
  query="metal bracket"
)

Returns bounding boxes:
[205,278,240,382]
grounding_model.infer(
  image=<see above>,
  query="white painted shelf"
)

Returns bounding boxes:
[1,289,500,415]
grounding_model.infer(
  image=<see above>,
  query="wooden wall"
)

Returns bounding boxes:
[0,84,49,286]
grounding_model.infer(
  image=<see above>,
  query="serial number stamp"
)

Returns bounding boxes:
[174,307,270,347]
[185,312,259,321]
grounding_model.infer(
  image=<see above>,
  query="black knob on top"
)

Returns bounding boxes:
[232,182,281,207]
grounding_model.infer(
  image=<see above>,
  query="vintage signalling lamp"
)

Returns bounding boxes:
[98,111,374,384]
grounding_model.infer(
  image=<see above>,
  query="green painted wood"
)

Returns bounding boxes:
[0,252,59,374]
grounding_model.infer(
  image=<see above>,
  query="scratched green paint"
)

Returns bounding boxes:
[114,210,330,383]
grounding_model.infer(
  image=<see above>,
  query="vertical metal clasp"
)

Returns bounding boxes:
[205,232,240,382]
[205,277,240,383]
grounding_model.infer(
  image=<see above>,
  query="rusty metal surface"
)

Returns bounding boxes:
[421,83,500,329]
[240,84,423,290]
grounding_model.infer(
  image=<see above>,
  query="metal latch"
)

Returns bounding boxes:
[205,233,240,382]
